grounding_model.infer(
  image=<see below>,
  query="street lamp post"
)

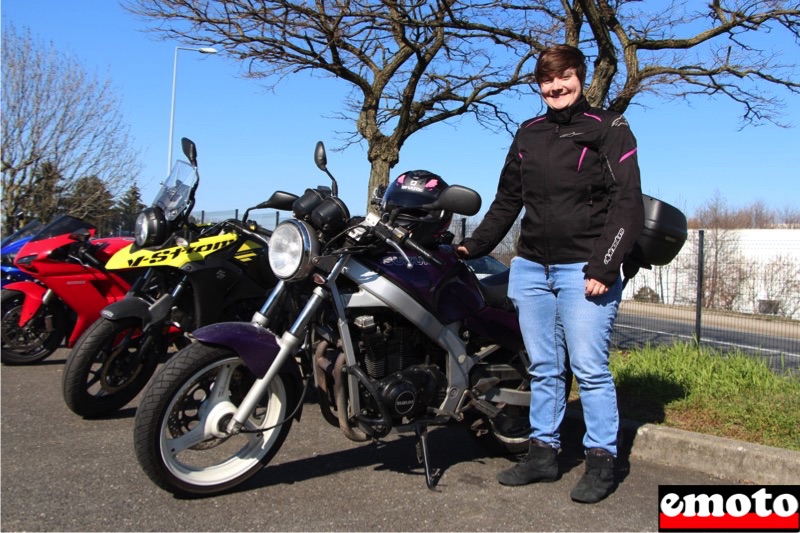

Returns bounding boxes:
[168,46,217,174]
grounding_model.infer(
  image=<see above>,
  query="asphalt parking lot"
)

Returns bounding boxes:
[2,348,731,532]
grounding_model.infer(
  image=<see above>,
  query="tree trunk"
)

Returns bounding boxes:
[365,136,400,215]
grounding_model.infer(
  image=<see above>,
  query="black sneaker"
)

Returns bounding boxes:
[496,439,559,486]
[570,448,616,503]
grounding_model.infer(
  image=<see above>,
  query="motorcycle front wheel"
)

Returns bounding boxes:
[62,317,164,418]
[133,342,299,496]
[1,289,67,365]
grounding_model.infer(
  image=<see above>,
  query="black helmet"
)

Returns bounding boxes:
[380,170,452,246]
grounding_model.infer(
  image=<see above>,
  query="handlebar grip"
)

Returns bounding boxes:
[215,218,270,243]
[404,237,444,268]
[238,224,272,246]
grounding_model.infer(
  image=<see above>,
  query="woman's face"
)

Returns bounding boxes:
[539,67,583,110]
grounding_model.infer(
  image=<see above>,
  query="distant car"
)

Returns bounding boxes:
[465,255,509,279]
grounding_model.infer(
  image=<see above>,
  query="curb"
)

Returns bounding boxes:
[564,410,800,485]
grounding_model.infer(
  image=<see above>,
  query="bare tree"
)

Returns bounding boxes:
[778,205,800,228]
[1,25,141,234]
[114,185,147,236]
[761,255,800,318]
[125,0,541,207]
[124,0,799,208]
[691,193,790,229]
[737,200,776,228]
[690,190,735,229]
[691,193,748,309]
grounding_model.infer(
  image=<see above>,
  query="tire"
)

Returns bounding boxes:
[1,289,67,365]
[133,342,299,496]
[62,317,163,418]
[468,407,531,456]
[466,360,533,456]
[468,366,575,456]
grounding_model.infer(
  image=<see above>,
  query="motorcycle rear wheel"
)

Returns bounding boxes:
[133,342,299,496]
[62,317,163,418]
[469,367,575,456]
[468,408,531,456]
[1,289,67,365]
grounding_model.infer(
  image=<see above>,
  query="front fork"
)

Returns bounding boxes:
[147,274,189,330]
[226,256,348,434]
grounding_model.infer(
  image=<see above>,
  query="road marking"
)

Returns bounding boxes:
[614,324,800,359]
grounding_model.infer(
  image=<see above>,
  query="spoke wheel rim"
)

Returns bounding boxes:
[158,356,288,487]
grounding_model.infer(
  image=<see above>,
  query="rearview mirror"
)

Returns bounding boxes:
[69,228,92,243]
[424,185,482,216]
[181,138,198,167]
[262,191,300,211]
[314,142,327,172]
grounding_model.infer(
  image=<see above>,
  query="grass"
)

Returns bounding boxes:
[569,342,800,451]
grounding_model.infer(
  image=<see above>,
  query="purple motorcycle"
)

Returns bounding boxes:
[133,139,687,496]
[133,141,535,496]
[133,137,689,497]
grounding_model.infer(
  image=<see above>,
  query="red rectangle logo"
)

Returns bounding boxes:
[658,485,799,532]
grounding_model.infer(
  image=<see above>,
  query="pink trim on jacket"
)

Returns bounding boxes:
[525,117,547,127]
[577,147,588,172]
[619,148,637,163]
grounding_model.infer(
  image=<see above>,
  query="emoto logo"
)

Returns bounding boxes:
[658,485,799,532]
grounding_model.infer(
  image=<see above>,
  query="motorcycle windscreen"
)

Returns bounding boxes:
[26,215,95,242]
[2,219,43,248]
[152,160,198,221]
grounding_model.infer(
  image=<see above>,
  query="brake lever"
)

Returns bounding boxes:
[370,220,413,269]
[383,238,413,269]
[371,219,446,269]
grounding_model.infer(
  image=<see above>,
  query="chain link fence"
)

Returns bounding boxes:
[197,209,285,233]
[451,219,799,372]
[198,209,800,372]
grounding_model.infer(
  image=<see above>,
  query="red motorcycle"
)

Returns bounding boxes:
[1,215,136,365]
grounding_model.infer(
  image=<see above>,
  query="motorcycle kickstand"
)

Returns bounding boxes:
[415,425,440,491]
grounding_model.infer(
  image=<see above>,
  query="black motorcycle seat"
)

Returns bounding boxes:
[476,270,516,313]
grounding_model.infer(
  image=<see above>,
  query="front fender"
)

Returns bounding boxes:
[4,281,47,327]
[192,322,299,380]
[100,297,152,323]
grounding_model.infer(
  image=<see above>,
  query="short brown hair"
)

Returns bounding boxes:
[534,45,587,86]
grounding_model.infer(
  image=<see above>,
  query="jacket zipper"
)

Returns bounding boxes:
[543,124,559,267]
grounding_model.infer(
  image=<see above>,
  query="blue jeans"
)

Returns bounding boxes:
[508,257,621,456]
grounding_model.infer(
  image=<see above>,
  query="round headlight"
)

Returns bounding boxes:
[134,207,167,247]
[268,220,318,281]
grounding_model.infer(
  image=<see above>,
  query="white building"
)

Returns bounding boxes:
[623,229,800,320]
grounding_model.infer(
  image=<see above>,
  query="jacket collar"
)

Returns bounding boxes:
[546,96,591,125]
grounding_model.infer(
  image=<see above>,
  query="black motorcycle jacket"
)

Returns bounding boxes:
[462,96,645,286]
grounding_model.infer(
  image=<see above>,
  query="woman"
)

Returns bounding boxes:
[458,44,644,503]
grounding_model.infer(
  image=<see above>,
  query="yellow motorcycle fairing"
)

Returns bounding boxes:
[106,233,263,270]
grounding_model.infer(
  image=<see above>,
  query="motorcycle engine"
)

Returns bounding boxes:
[377,366,442,418]
[352,312,445,420]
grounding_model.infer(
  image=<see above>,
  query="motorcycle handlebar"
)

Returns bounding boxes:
[372,220,444,269]
[223,219,272,247]
[79,245,106,270]
[403,235,444,268]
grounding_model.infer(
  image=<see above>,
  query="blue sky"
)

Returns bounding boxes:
[3,0,799,220]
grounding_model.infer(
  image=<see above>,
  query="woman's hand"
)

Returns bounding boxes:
[456,246,470,258]
[585,277,609,297]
